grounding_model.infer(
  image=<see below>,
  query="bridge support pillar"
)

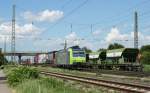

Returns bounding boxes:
[18,55,22,64]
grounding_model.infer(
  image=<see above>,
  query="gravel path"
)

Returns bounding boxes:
[0,70,12,93]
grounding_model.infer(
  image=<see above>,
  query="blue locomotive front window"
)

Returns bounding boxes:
[73,52,85,57]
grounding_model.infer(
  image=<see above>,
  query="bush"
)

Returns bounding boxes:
[7,66,39,86]
[140,45,150,53]
[0,65,4,69]
[141,51,150,65]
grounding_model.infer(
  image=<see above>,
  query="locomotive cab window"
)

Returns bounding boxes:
[73,52,85,57]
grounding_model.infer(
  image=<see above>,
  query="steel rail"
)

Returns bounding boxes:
[40,71,150,93]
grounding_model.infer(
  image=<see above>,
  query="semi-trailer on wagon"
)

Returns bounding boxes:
[86,48,142,71]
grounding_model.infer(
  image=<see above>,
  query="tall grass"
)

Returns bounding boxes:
[16,78,84,93]
[38,66,95,77]
[5,66,87,93]
[143,65,150,72]
[5,66,104,93]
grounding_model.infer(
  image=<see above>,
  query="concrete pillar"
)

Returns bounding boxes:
[18,55,22,64]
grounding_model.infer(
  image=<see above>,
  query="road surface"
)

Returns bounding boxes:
[0,70,12,93]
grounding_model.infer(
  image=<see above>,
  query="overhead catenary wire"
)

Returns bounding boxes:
[61,0,74,9]
[0,0,148,50]
[2,0,149,35]
[93,0,150,26]
[15,0,74,24]
[43,0,89,33]
[67,0,150,34]
[70,24,72,33]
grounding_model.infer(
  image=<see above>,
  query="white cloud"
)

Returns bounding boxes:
[65,32,80,46]
[65,32,77,40]
[33,32,94,51]
[92,30,101,36]
[137,32,150,46]
[0,22,43,43]
[22,9,64,22]
[65,32,95,49]
[105,27,128,43]
[33,38,63,51]
[130,31,146,40]
[104,27,150,48]
[0,18,3,23]
[145,36,150,40]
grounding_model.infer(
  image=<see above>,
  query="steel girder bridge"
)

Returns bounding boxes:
[3,51,48,63]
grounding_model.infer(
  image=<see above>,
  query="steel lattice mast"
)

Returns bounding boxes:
[11,4,16,62]
[134,11,138,49]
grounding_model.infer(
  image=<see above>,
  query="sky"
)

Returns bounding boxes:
[0,0,150,52]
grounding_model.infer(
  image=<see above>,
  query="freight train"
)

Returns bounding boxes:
[32,46,142,71]
[47,46,86,68]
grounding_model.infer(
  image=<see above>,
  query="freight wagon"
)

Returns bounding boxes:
[87,48,143,71]
[31,46,142,71]
[47,51,57,65]
[88,51,106,64]
[34,54,48,64]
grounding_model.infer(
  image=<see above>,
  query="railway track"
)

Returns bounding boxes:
[69,67,150,77]
[40,71,150,93]
[26,64,150,77]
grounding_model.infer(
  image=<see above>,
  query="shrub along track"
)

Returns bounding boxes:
[40,71,150,93]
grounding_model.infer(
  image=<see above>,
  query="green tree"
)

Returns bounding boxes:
[108,43,124,50]
[82,47,92,53]
[140,45,150,65]
[0,54,8,66]
[97,48,106,52]
[141,51,150,65]
[0,48,8,66]
[140,45,150,53]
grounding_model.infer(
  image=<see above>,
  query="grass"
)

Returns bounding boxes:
[4,65,150,93]
[15,78,85,93]
[4,65,107,93]
[37,64,150,76]
[15,76,109,93]
[36,66,96,78]
[143,64,150,72]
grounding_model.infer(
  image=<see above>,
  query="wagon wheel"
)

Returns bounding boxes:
[112,66,120,71]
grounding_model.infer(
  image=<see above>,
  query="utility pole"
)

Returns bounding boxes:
[64,40,67,50]
[91,24,93,34]
[11,4,16,62]
[71,24,72,33]
[134,11,138,49]
[4,36,6,53]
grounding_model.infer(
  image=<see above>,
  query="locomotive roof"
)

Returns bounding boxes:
[69,45,80,49]
[56,46,83,52]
